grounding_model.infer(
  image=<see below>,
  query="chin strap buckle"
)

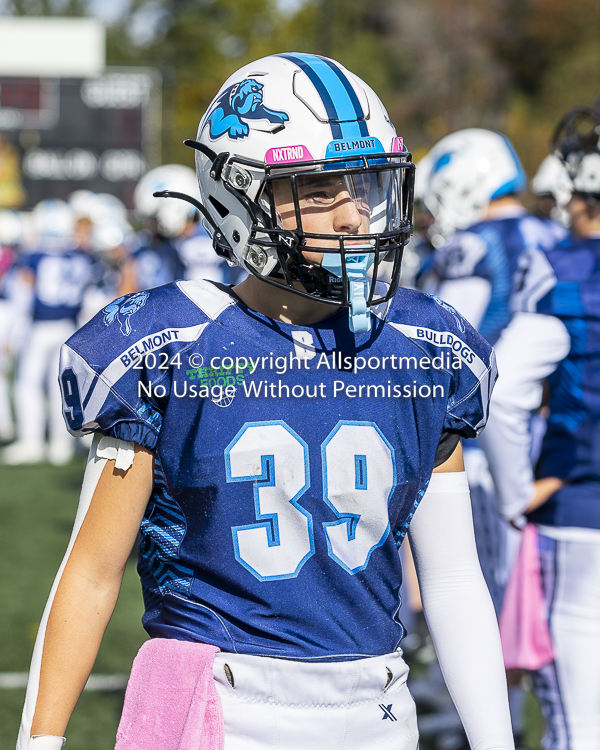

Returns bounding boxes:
[322,245,374,333]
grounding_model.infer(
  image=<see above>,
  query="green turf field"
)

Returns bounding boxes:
[0,458,147,750]
[0,457,544,750]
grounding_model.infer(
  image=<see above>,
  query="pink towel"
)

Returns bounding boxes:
[115,638,224,750]
[499,524,554,670]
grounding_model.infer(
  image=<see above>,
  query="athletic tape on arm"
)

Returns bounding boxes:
[17,435,135,749]
[408,471,514,750]
[28,736,66,750]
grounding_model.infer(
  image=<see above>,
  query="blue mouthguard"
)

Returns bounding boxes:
[321,245,375,333]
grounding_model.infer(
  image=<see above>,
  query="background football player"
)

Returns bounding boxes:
[415,129,569,744]
[2,200,95,466]
[481,106,600,750]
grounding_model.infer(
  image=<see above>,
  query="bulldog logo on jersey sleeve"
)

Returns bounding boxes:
[103,292,149,336]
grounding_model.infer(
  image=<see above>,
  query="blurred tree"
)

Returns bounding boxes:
[6,0,600,178]
[387,0,600,176]
[104,0,403,163]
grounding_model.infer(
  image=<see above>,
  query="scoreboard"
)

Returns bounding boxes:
[0,67,161,209]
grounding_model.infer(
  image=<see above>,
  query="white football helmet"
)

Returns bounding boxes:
[420,128,527,237]
[551,106,600,201]
[0,209,24,247]
[68,190,132,251]
[531,154,572,225]
[134,164,200,237]
[532,154,570,201]
[156,53,414,332]
[30,198,74,249]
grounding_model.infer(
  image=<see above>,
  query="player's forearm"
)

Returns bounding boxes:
[30,564,123,736]
[478,400,535,521]
[526,476,566,513]
[19,438,153,747]
[409,472,514,749]
[421,572,512,749]
[479,312,570,521]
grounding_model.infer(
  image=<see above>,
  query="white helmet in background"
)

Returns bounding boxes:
[89,193,131,251]
[569,151,600,196]
[67,190,132,251]
[420,128,527,237]
[68,190,98,219]
[532,154,571,201]
[134,164,199,237]
[31,198,74,248]
[166,53,414,332]
[531,154,572,225]
[90,193,129,225]
[0,209,24,246]
[552,105,600,202]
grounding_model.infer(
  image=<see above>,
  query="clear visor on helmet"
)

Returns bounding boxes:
[263,167,405,248]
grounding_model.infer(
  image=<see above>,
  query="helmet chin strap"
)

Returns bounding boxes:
[320,245,375,333]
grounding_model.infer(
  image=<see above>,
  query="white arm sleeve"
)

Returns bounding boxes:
[17,435,135,750]
[477,312,570,520]
[436,277,492,331]
[408,472,514,750]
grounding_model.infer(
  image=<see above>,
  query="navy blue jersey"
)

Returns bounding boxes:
[132,234,185,291]
[22,248,94,322]
[435,213,566,343]
[529,237,600,530]
[59,281,496,660]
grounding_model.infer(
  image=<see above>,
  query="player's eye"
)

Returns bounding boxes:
[301,190,336,205]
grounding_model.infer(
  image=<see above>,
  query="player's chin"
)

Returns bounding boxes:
[301,248,325,265]
[301,239,358,265]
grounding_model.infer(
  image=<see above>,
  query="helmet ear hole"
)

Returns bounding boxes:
[209,196,229,218]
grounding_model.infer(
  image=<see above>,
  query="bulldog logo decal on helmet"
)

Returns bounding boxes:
[205,78,289,140]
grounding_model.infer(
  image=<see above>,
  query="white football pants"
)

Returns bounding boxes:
[213,649,418,750]
[14,319,75,449]
[533,527,600,750]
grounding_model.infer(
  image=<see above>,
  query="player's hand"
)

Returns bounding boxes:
[525,476,566,514]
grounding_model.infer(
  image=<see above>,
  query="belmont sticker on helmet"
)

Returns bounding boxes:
[265,145,314,165]
[392,137,405,153]
[325,137,385,159]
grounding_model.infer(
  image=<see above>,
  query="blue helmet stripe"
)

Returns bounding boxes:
[320,57,369,137]
[279,53,367,140]
[490,132,528,199]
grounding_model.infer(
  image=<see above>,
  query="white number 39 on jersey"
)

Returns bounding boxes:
[225,421,396,581]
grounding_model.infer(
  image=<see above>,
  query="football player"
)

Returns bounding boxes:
[481,106,600,750]
[418,130,569,598]
[0,209,23,442]
[18,55,513,750]
[118,165,195,296]
[3,200,95,466]
[406,129,567,744]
